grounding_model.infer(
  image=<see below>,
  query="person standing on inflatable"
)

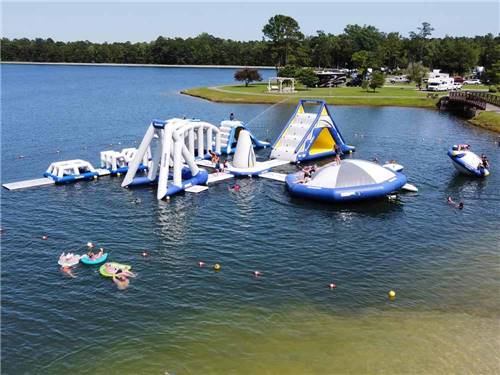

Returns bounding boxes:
[334,144,342,164]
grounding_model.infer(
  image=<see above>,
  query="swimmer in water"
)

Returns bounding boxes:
[229,183,241,191]
[447,196,464,209]
[61,266,76,278]
[113,275,130,290]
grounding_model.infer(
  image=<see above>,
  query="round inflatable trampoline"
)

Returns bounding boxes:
[447,146,489,177]
[286,159,407,202]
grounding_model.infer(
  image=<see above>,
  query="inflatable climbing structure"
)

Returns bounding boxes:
[270,99,354,163]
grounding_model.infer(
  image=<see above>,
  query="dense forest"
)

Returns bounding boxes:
[2,16,499,75]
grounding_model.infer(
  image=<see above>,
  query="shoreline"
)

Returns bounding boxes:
[0,61,276,69]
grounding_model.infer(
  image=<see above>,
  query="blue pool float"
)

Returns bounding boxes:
[80,253,109,265]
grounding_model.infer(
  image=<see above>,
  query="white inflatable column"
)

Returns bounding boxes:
[232,130,256,168]
[188,128,195,158]
[122,124,155,187]
[207,127,213,153]
[148,129,163,180]
[215,132,221,154]
[173,137,183,187]
[197,127,204,158]
[157,127,173,199]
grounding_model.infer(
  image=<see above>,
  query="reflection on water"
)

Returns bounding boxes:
[1,65,499,374]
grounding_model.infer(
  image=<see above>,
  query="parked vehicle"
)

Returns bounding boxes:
[427,69,454,91]
[452,83,462,90]
[389,75,410,83]
[347,76,363,87]
[453,77,465,83]
[463,79,481,85]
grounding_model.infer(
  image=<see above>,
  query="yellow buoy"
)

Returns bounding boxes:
[388,290,396,299]
[213,263,221,271]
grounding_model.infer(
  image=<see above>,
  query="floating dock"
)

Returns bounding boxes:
[207,172,234,184]
[259,172,287,182]
[2,178,55,191]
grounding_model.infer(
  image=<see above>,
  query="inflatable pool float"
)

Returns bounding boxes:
[286,159,407,203]
[448,146,489,177]
[80,253,108,265]
[58,253,81,267]
[99,262,131,277]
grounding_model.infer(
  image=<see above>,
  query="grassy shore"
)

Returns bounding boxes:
[469,111,500,132]
[182,83,442,108]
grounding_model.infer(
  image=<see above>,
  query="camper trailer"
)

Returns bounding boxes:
[427,69,454,91]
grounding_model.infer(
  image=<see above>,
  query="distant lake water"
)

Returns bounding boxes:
[1,64,499,374]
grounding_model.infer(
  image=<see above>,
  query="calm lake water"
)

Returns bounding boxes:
[1,64,499,374]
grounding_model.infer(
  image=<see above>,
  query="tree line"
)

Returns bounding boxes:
[2,15,499,75]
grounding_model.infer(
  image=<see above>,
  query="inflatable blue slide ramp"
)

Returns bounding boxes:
[270,99,354,163]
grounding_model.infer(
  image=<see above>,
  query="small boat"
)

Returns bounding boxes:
[286,159,407,203]
[447,146,489,177]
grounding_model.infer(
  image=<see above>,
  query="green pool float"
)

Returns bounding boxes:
[99,262,131,277]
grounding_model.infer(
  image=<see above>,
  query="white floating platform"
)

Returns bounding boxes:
[259,172,287,183]
[2,178,55,191]
[185,185,209,193]
[207,172,234,184]
[96,168,111,176]
[259,159,290,169]
[195,159,215,168]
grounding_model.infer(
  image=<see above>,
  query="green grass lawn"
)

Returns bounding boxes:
[220,83,432,97]
[182,83,441,108]
[469,111,500,132]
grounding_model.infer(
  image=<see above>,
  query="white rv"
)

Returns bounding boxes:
[427,69,454,91]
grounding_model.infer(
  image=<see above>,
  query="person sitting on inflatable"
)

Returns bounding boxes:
[298,165,316,183]
[481,154,490,169]
[104,263,136,278]
[458,144,471,151]
[87,247,104,261]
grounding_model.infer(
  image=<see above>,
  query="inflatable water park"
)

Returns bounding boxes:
[6,98,493,203]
